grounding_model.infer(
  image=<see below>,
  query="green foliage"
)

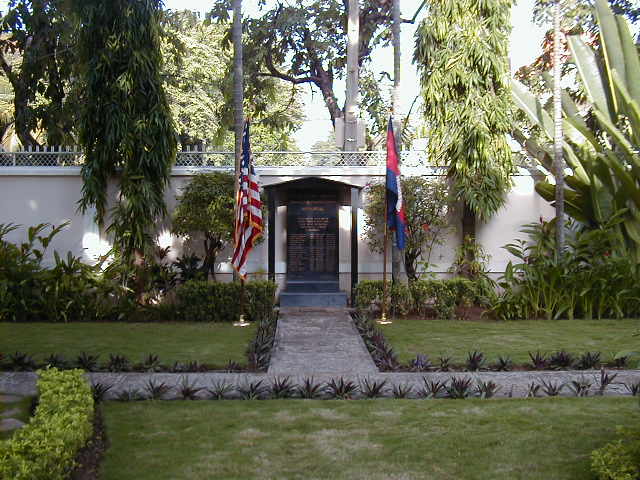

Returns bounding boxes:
[172,172,234,278]
[533,0,639,30]
[161,10,302,150]
[450,235,496,288]
[161,10,227,147]
[246,312,278,371]
[363,177,451,281]
[0,222,124,322]
[75,0,177,261]
[414,0,514,221]
[492,219,640,320]
[207,0,392,134]
[512,0,640,261]
[592,426,640,480]
[175,280,276,323]
[0,368,94,480]
[0,0,77,146]
[355,278,492,320]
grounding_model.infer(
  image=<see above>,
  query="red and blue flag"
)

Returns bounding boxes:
[386,117,407,249]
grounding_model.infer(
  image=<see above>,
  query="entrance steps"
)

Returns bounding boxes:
[279,280,347,307]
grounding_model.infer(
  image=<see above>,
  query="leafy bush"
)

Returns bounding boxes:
[171,172,235,279]
[362,177,452,281]
[353,280,412,317]
[175,279,276,322]
[0,223,126,322]
[591,426,640,480]
[355,278,492,319]
[492,220,640,320]
[0,368,94,480]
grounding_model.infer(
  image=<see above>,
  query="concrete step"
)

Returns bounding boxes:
[285,280,340,293]
[279,291,348,308]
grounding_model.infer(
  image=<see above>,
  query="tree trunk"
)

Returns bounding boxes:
[461,201,476,278]
[203,235,218,281]
[553,1,565,258]
[344,0,359,151]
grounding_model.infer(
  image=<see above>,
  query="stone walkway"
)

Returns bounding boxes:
[268,308,378,375]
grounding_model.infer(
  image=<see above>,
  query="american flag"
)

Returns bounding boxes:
[231,121,263,279]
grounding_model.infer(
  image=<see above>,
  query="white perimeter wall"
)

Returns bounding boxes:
[0,166,553,289]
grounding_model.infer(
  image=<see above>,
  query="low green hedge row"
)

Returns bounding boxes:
[354,278,495,319]
[592,426,640,480]
[175,280,277,322]
[0,368,94,480]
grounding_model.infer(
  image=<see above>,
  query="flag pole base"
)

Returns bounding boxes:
[233,314,250,327]
[376,312,393,325]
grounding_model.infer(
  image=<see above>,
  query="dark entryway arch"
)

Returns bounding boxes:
[264,176,362,303]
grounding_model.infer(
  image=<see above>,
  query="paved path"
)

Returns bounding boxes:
[268,308,378,375]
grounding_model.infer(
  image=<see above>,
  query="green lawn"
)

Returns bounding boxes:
[0,322,255,366]
[101,397,638,480]
[380,318,640,364]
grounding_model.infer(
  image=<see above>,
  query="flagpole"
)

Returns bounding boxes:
[379,195,390,324]
[233,117,250,328]
[234,277,248,327]
[379,112,391,325]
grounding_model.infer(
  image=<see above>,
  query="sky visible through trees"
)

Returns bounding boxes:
[0,0,546,150]
[162,0,545,150]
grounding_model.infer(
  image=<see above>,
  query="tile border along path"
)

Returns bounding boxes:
[1,370,639,400]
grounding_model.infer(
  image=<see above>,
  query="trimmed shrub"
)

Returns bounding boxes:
[0,368,94,480]
[175,280,277,322]
[354,280,412,317]
[355,278,491,319]
[591,426,640,480]
[410,280,457,319]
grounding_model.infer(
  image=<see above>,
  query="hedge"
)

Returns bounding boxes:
[0,368,94,480]
[354,278,495,319]
[592,426,640,480]
[175,280,277,322]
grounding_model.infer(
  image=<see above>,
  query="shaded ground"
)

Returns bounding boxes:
[101,397,638,480]
[380,318,640,364]
[0,394,32,440]
[0,322,256,366]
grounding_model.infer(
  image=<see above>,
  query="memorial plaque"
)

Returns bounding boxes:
[287,201,338,277]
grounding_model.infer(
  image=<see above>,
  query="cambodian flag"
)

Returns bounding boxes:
[386,117,407,249]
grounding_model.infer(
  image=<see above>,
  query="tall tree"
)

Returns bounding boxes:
[414,0,514,248]
[0,0,76,146]
[161,10,303,151]
[75,0,177,262]
[533,0,640,30]
[208,0,393,134]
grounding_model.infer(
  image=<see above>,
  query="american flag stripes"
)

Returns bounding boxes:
[231,121,263,279]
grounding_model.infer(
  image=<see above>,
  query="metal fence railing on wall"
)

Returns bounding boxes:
[0,146,432,169]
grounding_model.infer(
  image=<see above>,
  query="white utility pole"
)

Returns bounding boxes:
[233,0,243,282]
[553,1,565,257]
[233,0,244,187]
[344,0,360,151]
